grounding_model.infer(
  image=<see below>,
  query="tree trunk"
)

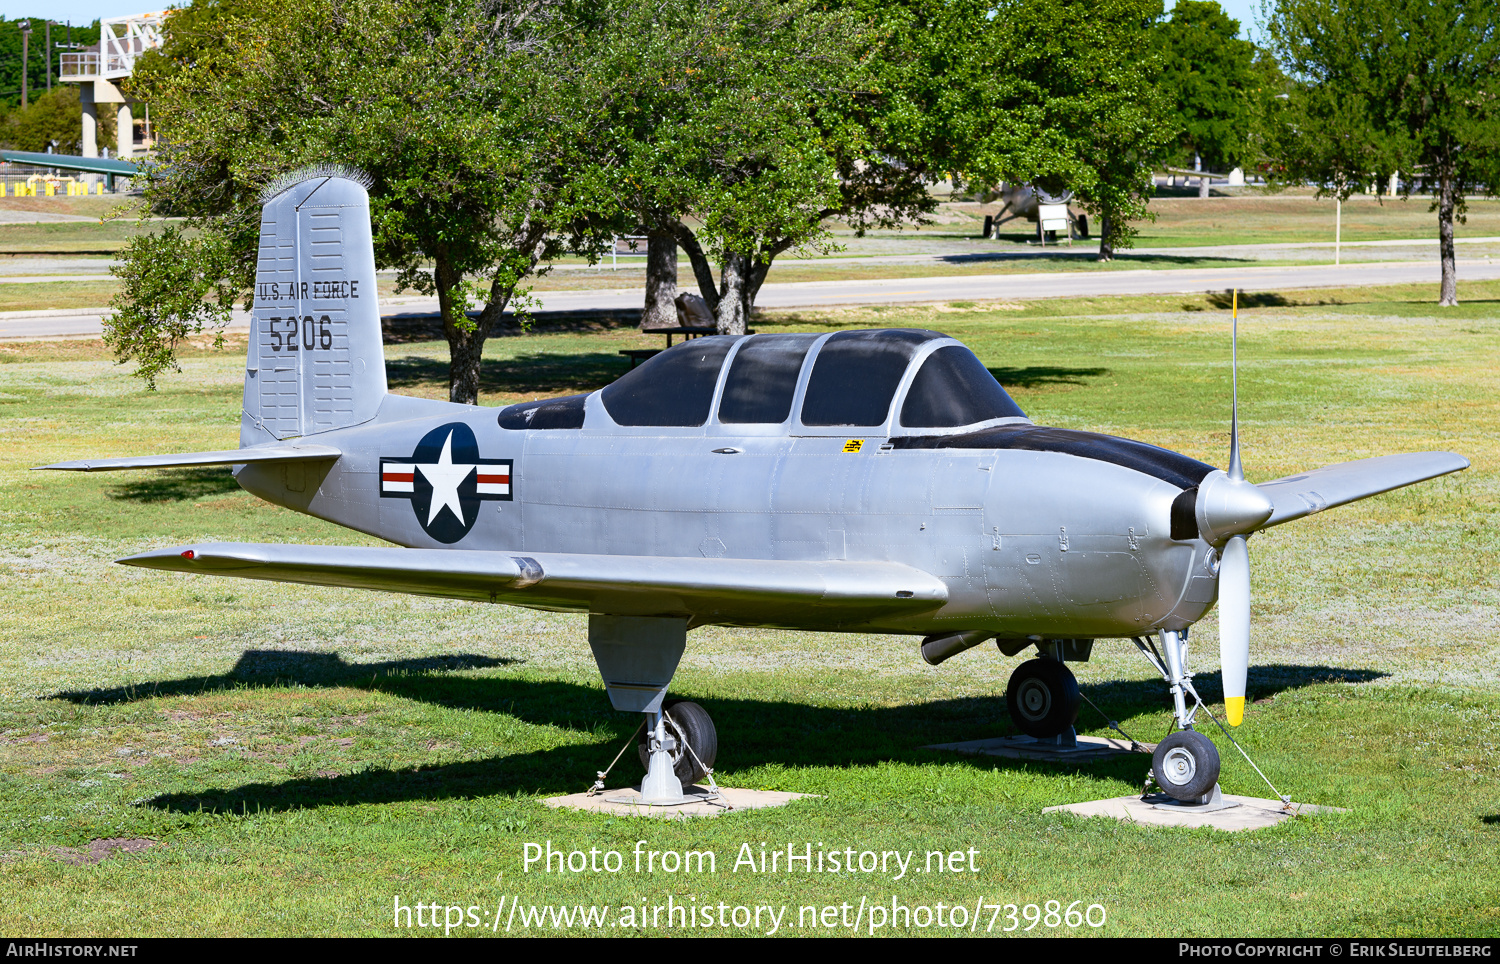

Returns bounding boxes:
[436,259,485,405]
[642,227,678,329]
[1438,173,1457,307]
[671,222,721,315]
[1097,212,1114,262]
[715,252,751,335]
[1198,174,1210,199]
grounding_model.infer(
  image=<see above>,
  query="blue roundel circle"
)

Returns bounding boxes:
[379,422,513,544]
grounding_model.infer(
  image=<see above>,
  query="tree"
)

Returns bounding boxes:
[112,0,610,402]
[0,18,103,110]
[1266,0,1500,306]
[1154,0,1260,174]
[981,0,1177,260]
[580,0,888,335]
[4,86,96,153]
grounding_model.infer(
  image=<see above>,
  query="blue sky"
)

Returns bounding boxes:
[9,0,1268,41]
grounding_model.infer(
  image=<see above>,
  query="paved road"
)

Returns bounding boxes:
[5,258,1498,340]
[6,234,1500,281]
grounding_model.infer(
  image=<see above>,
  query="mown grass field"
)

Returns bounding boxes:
[0,284,1497,936]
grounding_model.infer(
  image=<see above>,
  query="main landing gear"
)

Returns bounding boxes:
[637,699,718,788]
[1006,657,1081,740]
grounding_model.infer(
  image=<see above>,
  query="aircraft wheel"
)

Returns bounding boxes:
[1006,658,1080,738]
[637,700,717,787]
[1151,730,1221,802]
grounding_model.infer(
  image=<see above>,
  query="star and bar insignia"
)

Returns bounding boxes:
[380,422,512,544]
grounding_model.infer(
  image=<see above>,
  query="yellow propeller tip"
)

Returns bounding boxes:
[1226,696,1245,726]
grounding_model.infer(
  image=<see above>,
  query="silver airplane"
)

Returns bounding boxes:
[43,168,1468,806]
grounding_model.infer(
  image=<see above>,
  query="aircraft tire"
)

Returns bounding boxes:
[1006,658,1081,738]
[637,699,717,787]
[1151,730,1221,801]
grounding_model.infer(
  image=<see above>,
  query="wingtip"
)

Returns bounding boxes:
[117,546,202,569]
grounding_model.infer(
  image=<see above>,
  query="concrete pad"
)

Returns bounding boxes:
[926,733,1153,764]
[544,785,815,819]
[1044,793,1346,831]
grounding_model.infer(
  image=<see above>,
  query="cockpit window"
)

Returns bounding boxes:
[601,336,735,426]
[900,345,1027,427]
[800,329,942,427]
[717,334,817,423]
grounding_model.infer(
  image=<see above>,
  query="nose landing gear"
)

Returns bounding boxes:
[1134,629,1225,803]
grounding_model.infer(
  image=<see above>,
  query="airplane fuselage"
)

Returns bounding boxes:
[236,391,1220,640]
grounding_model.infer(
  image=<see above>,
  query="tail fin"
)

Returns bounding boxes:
[242,166,387,446]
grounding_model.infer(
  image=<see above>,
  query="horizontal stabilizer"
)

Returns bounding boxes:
[119,543,948,628]
[1256,452,1469,529]
[36,444,341,472]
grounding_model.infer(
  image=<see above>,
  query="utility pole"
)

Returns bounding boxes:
[46,22,52,93]
[19,21,31,109]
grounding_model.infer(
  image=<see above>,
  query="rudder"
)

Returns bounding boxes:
[242,166,387,446]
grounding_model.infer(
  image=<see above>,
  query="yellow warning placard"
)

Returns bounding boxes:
[843,439,863,453]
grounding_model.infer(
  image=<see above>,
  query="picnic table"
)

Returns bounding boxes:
[619,326,755,369]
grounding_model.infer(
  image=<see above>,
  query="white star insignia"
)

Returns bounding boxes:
[416,431,476,526]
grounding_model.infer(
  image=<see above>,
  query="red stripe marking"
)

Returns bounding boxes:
[382,472,414,483]
[476,474,509,484]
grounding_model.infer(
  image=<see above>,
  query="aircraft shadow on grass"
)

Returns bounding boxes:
[936,249,1257,269]
[105,467,242,503]
[49,650,518,706]
[986,366,1110,389]
[72,652,1386,815]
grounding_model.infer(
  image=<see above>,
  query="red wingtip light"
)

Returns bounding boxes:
[181,550,196,560]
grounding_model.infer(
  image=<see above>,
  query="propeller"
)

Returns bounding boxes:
[1194,289,1272,725]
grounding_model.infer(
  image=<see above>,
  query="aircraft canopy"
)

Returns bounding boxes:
[593,329,1026,432]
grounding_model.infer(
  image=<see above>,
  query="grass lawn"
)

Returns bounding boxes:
[0,285,1497,936]
[1125,195,1500,248]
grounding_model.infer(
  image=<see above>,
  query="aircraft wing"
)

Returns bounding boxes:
[1256,452,1469,529]
[36,444,341,472]
[119,543,949,629]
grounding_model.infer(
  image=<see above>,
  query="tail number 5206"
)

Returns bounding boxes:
[266,315,334,352]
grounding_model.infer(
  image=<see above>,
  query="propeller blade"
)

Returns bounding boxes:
[1219,534,1251,725]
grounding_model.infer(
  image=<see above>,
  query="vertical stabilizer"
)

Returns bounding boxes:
[242,167,387,446]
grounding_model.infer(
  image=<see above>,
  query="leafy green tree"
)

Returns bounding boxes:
[982,0,1177,260]
[0,18,102,110]
[125,0,259,96]
[112,0,609,402]
[580,0,889,334]
[1154,0,1260,173]
[5,86,85,152]
[1266,0,1500,306]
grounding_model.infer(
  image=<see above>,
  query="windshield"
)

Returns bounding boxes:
[601,337,736,426]
[900,345,1027,427]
